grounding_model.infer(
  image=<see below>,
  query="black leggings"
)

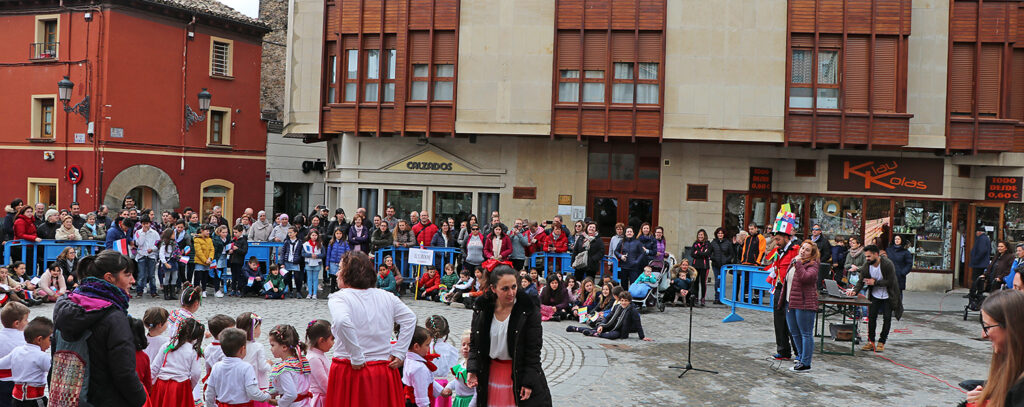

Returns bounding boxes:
[868,295,893,344]
[694,268,708,301]
[566,325,625,339]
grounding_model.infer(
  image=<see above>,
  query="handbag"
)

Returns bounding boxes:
[572,236,592,269]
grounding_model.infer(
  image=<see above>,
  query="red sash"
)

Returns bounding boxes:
[0,369,11,379]
[295,391,313,401]
[13,384,45,400]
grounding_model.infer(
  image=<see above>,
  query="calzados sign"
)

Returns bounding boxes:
[985,177,1023,201]
[827,155,943,195]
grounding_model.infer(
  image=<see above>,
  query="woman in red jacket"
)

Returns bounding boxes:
[13,206,42,265]
[483,224,512,261]
[416,266,441,301]
[786,240,820,372]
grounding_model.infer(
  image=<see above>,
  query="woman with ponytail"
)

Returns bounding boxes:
[52,250,147,406]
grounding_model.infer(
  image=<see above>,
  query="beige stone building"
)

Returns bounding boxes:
[283,0,1024,291]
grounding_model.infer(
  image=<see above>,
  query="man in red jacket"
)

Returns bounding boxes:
[411,213,438,247]
[768,231,800,361]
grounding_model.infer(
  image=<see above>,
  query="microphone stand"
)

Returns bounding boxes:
[669,298,718,378]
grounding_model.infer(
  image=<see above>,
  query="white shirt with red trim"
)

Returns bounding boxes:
[0,328,26,382]
[1,344,49,386]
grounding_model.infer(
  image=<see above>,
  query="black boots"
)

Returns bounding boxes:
[163,286,173,300]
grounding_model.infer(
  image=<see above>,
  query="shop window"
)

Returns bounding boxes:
[209,37,233,77]
[477,193,499,220]
[359,188,379,219]
[434,191,472,227]
[27,178,58,209]
[200,180,234,226]
[894,200,952,271]
[723,193,746,238]
[809,196,862,241]
[385,190,423,221]
[1005,203,1024,249]
[770,194,806,239]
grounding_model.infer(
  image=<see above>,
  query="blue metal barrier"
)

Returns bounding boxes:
[248,241,284,269]
[527,252,622,282]
[719,264,775,323]
[373,246,461,280]
[3,240,105,277]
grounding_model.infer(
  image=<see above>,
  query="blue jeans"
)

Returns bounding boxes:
[307,265,321,297]
[786,308,816,367]
[136,257,158,295]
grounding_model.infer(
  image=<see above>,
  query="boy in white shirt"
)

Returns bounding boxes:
[134,216,162,298]
[0,316,52,407]
[402,326,443,407]
[205,328,276,407]
[0,302,29,407]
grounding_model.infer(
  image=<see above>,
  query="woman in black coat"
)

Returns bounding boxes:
[885,235,914,291]
[572,222,605,282]
[616,227,647,286]
[708,227,735,304]
[468,265,552,407]
[691,229,712,307]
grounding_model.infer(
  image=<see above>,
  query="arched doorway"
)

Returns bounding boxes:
[105,165,180,211]
[200,179,234,225]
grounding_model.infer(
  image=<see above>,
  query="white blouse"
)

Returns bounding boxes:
[150,343,203,386]
[328,287,417,365]
[488,313,511,360]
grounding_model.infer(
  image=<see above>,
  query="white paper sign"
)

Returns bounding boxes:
[571,206,586,221]
[557,205,572,216]
[74,133,86,143]
[408,248,434,266]
[985,226,995,232]
[30,277,41,286]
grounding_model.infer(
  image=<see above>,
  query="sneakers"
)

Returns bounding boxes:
[875,343,885,352]
[772,354,792,361]
[214,291,224,298]
[861,341,875,351]
[201,291,207,298]
[790,363,811,372]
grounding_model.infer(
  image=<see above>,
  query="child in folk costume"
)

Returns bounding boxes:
[403,326,444,407]
[205,328,275,407]
[129,316,153,397]
[268,325,312,407]
[143,307,170,363]
[0,302,30,407]
[237,312,273,407]
[304,320,333,407]
[167,284,202,338]
[425,315,458,407]
[150,317,204,407]
[203,315,237,395]
[1,317,52,407]
[440,331,477,407]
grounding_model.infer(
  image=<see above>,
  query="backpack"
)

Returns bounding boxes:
[49,329,93,407]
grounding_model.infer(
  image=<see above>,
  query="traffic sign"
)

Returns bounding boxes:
[68,165,83,185]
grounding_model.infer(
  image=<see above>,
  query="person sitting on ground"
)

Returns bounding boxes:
[264,264,286,300]
[439,263,459,296]
[520,275,540,305]
[572,277,598,313]
[664,260,696,306]
[566,292,653,341]
[377,264,398,295]
[242,257,263,297]
[417,267,441,301]
[539,277,570,321]
[444,269,473,304]
[37,261,68,302]
[462,267,489,309]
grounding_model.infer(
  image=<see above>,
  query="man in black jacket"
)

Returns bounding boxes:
[709,227,735,304]
[1,198,24,244]
[811,224,832,290]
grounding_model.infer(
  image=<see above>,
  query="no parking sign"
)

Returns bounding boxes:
[68,165,83,184]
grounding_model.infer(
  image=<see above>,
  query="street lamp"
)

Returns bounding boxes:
[185,88,212,130]
[57,76,90,119]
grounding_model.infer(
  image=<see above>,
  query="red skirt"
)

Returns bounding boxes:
[151,379,193,407]
[325,358,404,407]
[488,359,516,407]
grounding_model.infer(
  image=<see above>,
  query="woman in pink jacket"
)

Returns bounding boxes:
[786,240,820,372]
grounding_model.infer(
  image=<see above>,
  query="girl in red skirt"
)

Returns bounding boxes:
[150,317,205,407]
[326,251,417,407]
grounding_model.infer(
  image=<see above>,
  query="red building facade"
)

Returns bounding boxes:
[0,0,269,222]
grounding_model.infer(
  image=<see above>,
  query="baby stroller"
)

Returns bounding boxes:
[964,278,1006,320]
[630,255,675,313]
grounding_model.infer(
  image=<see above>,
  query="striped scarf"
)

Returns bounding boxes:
[269,356,310,394]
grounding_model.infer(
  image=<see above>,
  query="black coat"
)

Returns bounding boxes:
[813,235,832,264]
[709,237,735,267]
[571,235,605,275]
[468,291,552,407]
[228,235,249,265]
[52,295,147,407]
[691,240,711,270]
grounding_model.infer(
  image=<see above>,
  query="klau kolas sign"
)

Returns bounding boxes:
[827,155,944,195]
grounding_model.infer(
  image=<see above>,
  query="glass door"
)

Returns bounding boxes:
[433,191,472,228]
[964,203,1004,284]
[592,197,619,238]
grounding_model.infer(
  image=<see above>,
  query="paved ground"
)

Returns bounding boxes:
[26,288,989,406]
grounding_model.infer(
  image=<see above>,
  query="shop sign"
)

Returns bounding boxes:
[386,150,471,173]
[827,155,944,195]
[985,176,1023,201]
[749,167,772,193]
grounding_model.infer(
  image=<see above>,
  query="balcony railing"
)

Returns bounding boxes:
[30,42,58,60]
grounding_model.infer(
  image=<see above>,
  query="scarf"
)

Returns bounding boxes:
[84,222,97,234]
[849,246,864,260]
[74,277,130,312]
[269,356,311,394]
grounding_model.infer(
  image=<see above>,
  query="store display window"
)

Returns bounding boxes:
[893,200,952,271]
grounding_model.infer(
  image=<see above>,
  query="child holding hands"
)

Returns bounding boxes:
[268,325,313,407]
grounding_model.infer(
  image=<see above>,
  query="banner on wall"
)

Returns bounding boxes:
[826,155,944,196]
[985,177,1023,201]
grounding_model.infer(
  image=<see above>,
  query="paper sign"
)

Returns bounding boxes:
[263,281,273,291]
[409,248,434,266]
[30,277,41,285]
[985,226,995,232]
[557,205,572,216]
[571,206,586,221]
[247,277,255,287]
[179,256,190,264]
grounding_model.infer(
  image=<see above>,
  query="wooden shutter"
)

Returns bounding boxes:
[611,31,633,62]
[362,34,381,49]
[637,31,660,62]
[433,31,456,64]
[950,43,975,114]
[583,31,607,70]
[557,30,581,68]
[844,36,869,111]
[409,31,430,63]
[871,36,897,112]
[978,43,1002,115]
[1011,49,1024,120]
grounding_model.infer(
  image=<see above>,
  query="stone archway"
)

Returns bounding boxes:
[104,165,180,210]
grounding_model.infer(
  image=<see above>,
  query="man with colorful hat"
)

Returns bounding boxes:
[766,204,801,362]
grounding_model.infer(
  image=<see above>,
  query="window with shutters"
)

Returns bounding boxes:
[326,43,337,103]
[407,30,457,102]
[789,48,838,109]
[343,48,358,102]
[209,37,233,78]
[787,35,899,113]
[556,30,662,108]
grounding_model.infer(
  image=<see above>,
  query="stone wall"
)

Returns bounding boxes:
[259,0,288,117]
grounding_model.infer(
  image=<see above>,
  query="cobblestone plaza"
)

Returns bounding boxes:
[28,289,991,406]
